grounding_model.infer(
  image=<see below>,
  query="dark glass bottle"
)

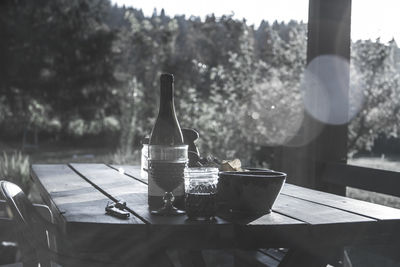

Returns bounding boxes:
[149,74,184,146]
[148,74,185,210]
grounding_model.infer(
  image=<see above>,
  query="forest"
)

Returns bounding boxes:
[1,0,400,170]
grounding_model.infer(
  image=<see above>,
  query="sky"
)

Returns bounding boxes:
[112,0,400,43]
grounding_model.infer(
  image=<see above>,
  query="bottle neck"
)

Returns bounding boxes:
[158,83,174,117]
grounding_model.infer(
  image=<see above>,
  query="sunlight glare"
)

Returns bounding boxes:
[300,55,364,125]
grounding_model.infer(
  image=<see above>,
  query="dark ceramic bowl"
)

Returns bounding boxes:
[217,170,286,215]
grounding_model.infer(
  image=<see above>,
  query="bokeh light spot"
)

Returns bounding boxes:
[300,55,364,125]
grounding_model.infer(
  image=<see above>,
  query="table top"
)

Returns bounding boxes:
[30,163,400,252]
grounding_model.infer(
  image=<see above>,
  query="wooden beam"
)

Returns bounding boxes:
[310,0,351,195]
[276,0,352,195]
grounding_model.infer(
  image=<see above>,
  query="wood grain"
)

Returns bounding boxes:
[69,163,229,225]
[31,164,400,251]
[273,194,374,225]
[31,164,144,230]
[321,161,400,197]
[110,165,147,183]
[282,184,400,220]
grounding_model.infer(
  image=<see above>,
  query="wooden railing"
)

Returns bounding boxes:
[319,161,400,197]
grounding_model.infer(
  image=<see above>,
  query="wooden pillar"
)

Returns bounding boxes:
[275,0,351,194]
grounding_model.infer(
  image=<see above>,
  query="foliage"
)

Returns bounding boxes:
[177,24,306,163]
[109,148,141,165]
[1,1,400,161]
[0,151,31,192]
[116,77,145,155]
[348,39,400,156]
[67,115,119,136]
[108,9,309,164]
[0,0,116,136]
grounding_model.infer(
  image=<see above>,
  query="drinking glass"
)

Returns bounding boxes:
[148,145,188,216]
[185,167,219,220]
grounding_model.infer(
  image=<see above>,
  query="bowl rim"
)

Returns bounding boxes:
[219,170,286,179]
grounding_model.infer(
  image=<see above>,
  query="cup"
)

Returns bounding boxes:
[148,145,188,215]
[185,167,219,220]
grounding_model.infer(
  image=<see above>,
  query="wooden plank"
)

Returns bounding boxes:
[232,189,376,249]
[87,164,375,224]
[260,195,392,249]
[69,163,228,225]
[272,194,374,225]
[117,165,371,223]
[31,164,149,260]
[236,212,308,249]
[248,212,305,226]
[320,161,400,197]
[69,164,248,250]
[68,164,400,249]
[71,164,309,227]
[31,164,397,252]
[117,165,313,228]
[110,165,146,183]
[31,164,144,230]
[282,183,400,220]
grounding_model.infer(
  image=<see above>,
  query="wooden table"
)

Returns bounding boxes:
[30,163,400,266]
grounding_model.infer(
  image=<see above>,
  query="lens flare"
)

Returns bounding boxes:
[300,55,364,125]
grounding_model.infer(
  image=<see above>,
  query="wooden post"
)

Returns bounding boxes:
[275,0,351,195]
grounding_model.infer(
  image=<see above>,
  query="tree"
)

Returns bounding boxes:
[0,0,116,138]
[348,39,400,156]
[177,21,307,164]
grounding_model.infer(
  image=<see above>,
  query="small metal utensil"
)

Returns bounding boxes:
[105,201,130,219]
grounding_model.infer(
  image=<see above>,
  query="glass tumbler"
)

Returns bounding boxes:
[185,167,219,220]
